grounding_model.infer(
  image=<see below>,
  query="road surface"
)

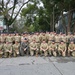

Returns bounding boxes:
[0,56,75,75]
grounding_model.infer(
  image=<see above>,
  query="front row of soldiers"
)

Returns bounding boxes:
[0,38,75,58]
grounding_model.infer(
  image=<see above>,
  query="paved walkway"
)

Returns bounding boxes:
[0,56,75,75]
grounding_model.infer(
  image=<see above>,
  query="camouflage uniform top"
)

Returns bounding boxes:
[14,35,21,42]
[12,43,20,51]
[58,44,66,50]
[0,43,3,51]
[6,36,13,43]
[29,42,38,49]
[3,43,12,51]
[49,43,57,50]
[68,44,75,50]
[40,43,48,49]
[32,35,40,43]
[54,35,61,43]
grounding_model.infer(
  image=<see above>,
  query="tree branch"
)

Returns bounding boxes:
[10,0,30,25]
[10,0,17,20]
[2,0,4,8]
[6,0,11,8]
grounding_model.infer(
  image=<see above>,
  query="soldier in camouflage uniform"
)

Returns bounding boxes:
[14,33,21,43]
[68,41,75,56]
[40,40,48,56]
[29,39,39,56]
[48,33,55,45]
[12,41,20,57]
[32,32,40,54]
[3,41,12,58]
[6,34,13,43]
[48,40,57,56]
[39,32,47,43]
[0,33,6,43]
[0,41,3,58]
[58,41,66,56]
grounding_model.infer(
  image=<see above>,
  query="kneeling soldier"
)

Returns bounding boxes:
[48,40,57,56]
[0,41,3,58]
[68,41,75,56]
[58,41,66,56]
[40,40,48,56]
[12,41,20,57]
[29,39,38,56]
[3,42,12,58]
[20,38,29,56]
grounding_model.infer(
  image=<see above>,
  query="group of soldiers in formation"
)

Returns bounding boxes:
[0,31,75,58]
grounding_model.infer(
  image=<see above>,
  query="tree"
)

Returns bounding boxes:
[0,0,30,32]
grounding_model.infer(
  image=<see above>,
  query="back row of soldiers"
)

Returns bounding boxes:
[0,32,75,58]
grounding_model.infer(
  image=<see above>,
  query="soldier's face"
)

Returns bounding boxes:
[15,41,18,44]
[24,40,27,42]
[36,33,39,35]
[33,40,36,43]
[61,42,64,44]
[71,42,74,44]
[6,42,9,44]
[43,41,45,43]
[52,42,55,44]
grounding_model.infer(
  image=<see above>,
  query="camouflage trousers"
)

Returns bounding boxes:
[0,51,3,58]
[68,50,75,57]
[58,50,66,56]
[48,50,57,57]
[40,50,48,56]
[30,49,39,56]
[13,50,19,57]
[72,51,75,57]
[4,51,12,58]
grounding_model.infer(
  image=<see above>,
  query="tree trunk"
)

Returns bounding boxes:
[50,14,53,32]
[67,10,72,34]
[6,24,9,33]
[73,20,75,33]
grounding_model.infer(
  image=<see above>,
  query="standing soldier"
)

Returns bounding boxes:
[58,41,66,56]
[66,32,71,45]
[3,41,12,58]
[0,33,6,43]
[54,34,61,46]
[14,33,21,43]
[12,41,20,57]
[28,33,33,43]
[45,31,49,42]
[68,41,75,56]
[32,32,40,52]
[69,34,75,43]
[0,41,3,58]
[48,40,57,56]
[20,38,29,56]
[39,32,47,43]
[6,34,13,43]
[48,33,55,45]
[29,39,39,56]
[40,40,48,56]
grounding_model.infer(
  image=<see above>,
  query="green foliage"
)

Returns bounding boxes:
[20,0,75,33]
